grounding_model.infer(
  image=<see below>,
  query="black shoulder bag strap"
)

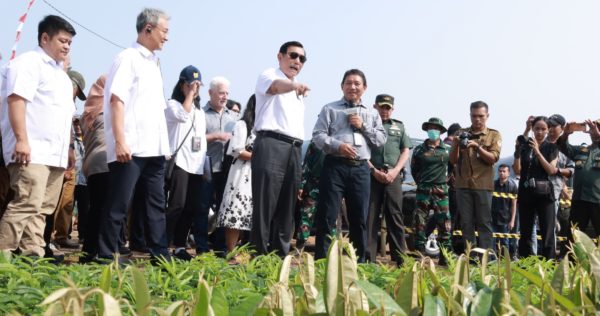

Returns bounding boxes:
[172,111,196,158]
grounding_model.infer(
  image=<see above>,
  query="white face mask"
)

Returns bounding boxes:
[427,129,440,140]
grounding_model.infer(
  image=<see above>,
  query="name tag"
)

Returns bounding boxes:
[191,136,202,152]
[353,132,364,147]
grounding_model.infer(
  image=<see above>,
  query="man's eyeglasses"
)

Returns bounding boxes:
[288,52,307,64]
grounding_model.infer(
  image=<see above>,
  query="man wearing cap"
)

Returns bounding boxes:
[312,69,386,262]
[98,8,171,262]
[365,94,410,265]
[449,101,501,253]
[203,76,238,255]
[557,118,600,241]
[411,118,452,264]
[48,70,87,250]
[545,114,574,245]
[0,15,77,261]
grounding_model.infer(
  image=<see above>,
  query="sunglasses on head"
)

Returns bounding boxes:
[287,52,307,64]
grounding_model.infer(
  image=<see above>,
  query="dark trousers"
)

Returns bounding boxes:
[567,200,600,239]
[366,174,407,264]
[98,156,168,259]
[82,172,109,258]
[509,211,519,257]
[250,134,301,256]
[208,171,227,253]
[456,189,494,251]
[129,184,148,250]
[518,191,556,259]
[74,184,89,241]
[165,165,210,250]
[315,157,370,262]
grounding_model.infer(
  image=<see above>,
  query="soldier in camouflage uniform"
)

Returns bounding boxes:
[296,141,325,248]
[411,117,451,263]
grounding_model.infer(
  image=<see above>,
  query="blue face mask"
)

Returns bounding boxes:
[427,129,440,140]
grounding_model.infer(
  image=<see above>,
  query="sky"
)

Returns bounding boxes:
[2,0,599,157]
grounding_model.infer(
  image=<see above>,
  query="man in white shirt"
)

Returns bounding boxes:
[98,8,171,262]
[0,15,76,261]
[250,41,310,256]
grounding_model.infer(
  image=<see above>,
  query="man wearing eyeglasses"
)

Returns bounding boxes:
[250,41,310,257]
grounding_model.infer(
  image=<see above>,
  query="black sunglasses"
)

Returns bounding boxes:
[287,52,307,64]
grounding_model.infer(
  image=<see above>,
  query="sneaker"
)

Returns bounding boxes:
[55,238,80,249]
[173,249,193,261]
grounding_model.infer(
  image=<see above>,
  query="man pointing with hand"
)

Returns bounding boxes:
[250,41,310,257]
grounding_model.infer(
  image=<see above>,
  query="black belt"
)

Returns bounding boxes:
[326,155,367,166]
[258,131,303,147]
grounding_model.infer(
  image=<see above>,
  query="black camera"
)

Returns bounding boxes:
[459,132,481,149]
[523,178,536,189]
[517,135,533,146]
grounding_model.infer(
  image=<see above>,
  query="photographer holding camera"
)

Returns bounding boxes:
[557,119,600,242]
[513,116,559,259]
[449,101,501,253]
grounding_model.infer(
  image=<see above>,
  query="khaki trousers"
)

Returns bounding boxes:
[53,169,75,241]
[0,163,64,256]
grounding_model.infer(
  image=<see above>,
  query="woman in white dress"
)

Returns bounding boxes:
[217,95,256,252]
[164,65,209,261]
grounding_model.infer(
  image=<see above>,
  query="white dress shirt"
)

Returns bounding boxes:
[0,47,74,168]
[103,43,170,163]
[165,99,207,175]
[254,68,305,140]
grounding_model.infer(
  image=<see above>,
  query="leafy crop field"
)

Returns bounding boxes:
[0,230,599,315]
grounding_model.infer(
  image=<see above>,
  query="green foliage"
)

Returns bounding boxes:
[2,232,600,315]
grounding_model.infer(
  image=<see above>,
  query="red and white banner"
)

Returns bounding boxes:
[2,0,36,61]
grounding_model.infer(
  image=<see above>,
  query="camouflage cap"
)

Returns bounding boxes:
[422,117,447,133]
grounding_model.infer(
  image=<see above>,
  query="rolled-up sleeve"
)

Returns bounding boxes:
[312,106,342,155]
[488,131,502,162]
[165,99,191,124]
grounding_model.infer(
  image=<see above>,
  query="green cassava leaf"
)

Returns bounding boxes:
[130,266,151,316]
[354,279,405,316]
[423,294,446,316]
